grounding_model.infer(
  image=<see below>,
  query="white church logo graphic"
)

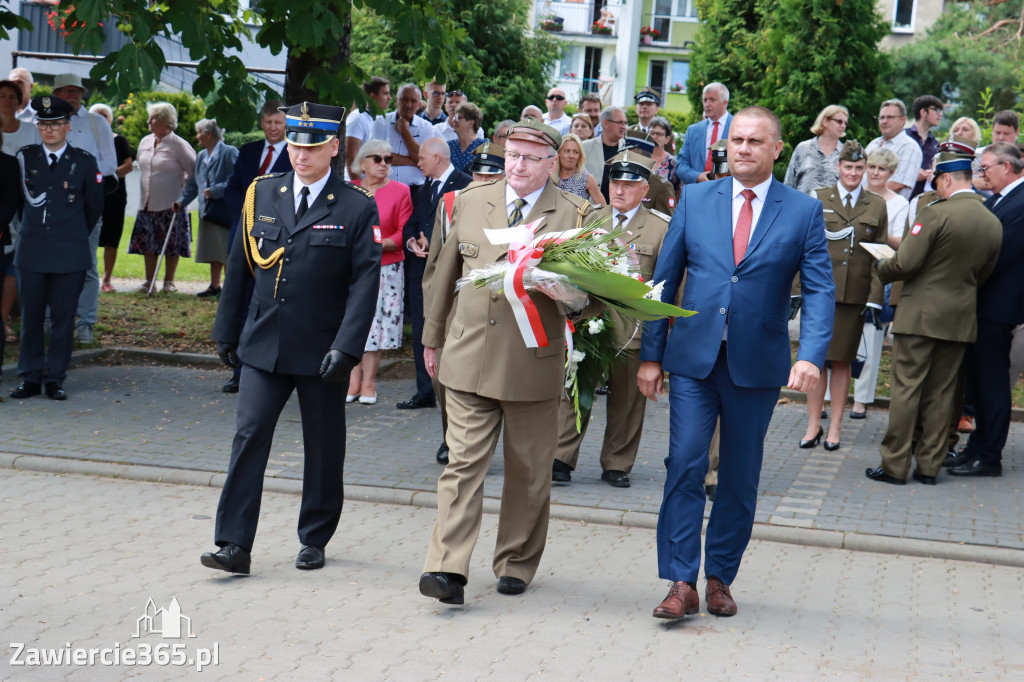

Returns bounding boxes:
[133,597,196,639]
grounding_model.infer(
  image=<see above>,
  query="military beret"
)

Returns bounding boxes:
[279,101,346,147]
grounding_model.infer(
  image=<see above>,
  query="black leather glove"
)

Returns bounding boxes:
[862,306,882,330]
[320,350,357,382]
[789,296,803,321]
[217,342,240,369]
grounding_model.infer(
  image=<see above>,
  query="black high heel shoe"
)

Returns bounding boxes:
[823,440,841,451]
[799,426,823,449]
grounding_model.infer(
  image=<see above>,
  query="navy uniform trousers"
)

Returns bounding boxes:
[17,269,85,385]
[660,343,780,585]
[214,365,349,552]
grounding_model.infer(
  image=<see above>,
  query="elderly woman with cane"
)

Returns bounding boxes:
[128,101,195,293]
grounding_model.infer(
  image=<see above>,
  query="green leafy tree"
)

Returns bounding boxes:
[0,0,32,39]
[49,0,471,130]
[350,0,561,131]
[760,0,890,151]
[889,2,1022,121]
[686,0,768,117]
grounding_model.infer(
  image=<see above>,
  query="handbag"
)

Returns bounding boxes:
[201,197,232,228]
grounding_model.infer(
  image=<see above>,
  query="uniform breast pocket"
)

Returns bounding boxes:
[254,226,281,242]
[458,242,479,259]
[309,229,347,247]
[634,244,654,256]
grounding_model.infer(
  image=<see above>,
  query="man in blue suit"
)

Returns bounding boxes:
[396,137,471,414]
[675,82,732,185]
[220,100,292,393]
[639,107,835,620]
[948,142,1024,477]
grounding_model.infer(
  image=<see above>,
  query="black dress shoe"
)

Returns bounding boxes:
[10,381,41,399]
[705,484,717,501]
[396,394,436,409]
[864,466,906,485]
[200,543,251,574]
[912,469,937,485]
[436,441,449,465]
[552,459,572,485]
[601,470,630,488]
[595,385,609,395]
[222,375,240,393]
[497,576,527,595]
[943,450,971,468]
[823,440,840,452]
[948,459,1002,477]
[799,427,823,449]
[419,572,465,604]
[821,409,828,419]
[44,382,67,401]
[295,545,325,569]
[849,410,866,420]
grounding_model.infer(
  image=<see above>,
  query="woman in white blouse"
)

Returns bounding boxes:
[127,102,196,293]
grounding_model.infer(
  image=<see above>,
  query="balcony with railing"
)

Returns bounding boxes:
[17,1,130,57]
[535,1,618,38]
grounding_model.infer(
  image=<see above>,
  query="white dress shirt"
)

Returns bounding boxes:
[371,112,439,185]
[835,182,862,209]
[292,171,331,214]
[992,176,1024,207]
[65,106,118,176]
[505,183,546,222]
[260,141,285,173]
[543,113,571,136]
[730,176,773,238]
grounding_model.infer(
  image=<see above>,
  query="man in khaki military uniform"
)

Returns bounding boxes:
[866,144,1002,485]
[623,137,676,216]
[553,150,669,488]
[418,119,594,605]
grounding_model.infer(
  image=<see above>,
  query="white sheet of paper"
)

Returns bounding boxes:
[860,242,895,260]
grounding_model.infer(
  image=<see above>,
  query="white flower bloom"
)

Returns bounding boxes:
[644,280,666,301]
[611,259,632,276]
[571,350,586,363]
[587,318,605,335]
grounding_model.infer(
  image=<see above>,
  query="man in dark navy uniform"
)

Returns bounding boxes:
[10,96,103,401]
[200,101,382,575]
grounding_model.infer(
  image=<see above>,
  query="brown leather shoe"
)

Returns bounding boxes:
[652,581,699,620]
[706,577,737,616]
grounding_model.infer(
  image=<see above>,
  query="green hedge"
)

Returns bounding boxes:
[115,91,207,151]
[224,130,266,149]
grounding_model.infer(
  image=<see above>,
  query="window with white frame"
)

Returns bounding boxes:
[649,59,668,95]
[559,45,582,81]
[675,0,699,20]
[892,0,916,32]
[651,0,672,43]
[670,61,690,94]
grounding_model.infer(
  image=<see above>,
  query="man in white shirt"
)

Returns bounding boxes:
[373,83,439,185]
[864,99,923,201]
[49,74,117,345]
[542,87,571,136]
[433,89,483,143]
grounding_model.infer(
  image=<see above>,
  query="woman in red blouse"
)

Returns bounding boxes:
[348,139,412,404]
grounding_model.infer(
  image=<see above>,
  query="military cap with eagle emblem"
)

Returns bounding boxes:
[278,101,346,146]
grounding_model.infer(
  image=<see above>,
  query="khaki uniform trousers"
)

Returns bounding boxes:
[425,388,558,584]
[880,334,967,478]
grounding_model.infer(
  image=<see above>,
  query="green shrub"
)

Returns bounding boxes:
[224,130,266,149]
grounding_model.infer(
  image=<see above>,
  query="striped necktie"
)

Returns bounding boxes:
[509,198,527,227]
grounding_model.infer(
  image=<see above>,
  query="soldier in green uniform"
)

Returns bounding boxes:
[799,140,887,451]
[623,137,676,215]
[552,150,669,488]
[865,142,1002,485]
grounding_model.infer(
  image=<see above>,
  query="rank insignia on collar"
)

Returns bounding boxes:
[327,194,334,200]
[258,215,275,223]
[280,186,287,192]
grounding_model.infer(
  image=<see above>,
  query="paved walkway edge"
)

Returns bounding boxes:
[4,451,1022,569]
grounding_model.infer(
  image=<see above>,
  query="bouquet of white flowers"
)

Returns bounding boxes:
[457,215,696,428]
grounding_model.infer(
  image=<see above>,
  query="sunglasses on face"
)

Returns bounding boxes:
[546,94,566,101]
[449,90,465,98]
[369,155,393,165]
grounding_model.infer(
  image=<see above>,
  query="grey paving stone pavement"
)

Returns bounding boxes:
[2,359,1022,562]
[2,469,1023,680]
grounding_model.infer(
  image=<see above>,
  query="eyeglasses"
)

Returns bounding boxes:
[977,162,1005,176]
[369,155,393,165]
[506,150,555,164]
[606,119,628,127]
[37,121,67,130]
[428,91,446,98]
[878,115,901,121]
[546,94,566,101]
[828,117,848,126]
[648,129,666,138]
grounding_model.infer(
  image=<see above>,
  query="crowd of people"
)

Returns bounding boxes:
[3,67,1022,621]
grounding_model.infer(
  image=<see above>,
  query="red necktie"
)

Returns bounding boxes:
[734,189,756,265]
[258,145,274,175]
[704,120,720,173]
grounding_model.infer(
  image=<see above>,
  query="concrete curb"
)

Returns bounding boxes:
[5,452,1023,569]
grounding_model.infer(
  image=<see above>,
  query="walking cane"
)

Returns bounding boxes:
[147,211,179,298]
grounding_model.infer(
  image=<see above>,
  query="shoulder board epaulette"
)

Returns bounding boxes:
[254,172,283,182]
[925,197,945,207]
[345,181,373,198]
[650,209,671,223]
[863,189,883,199]
[812,186,832,197]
